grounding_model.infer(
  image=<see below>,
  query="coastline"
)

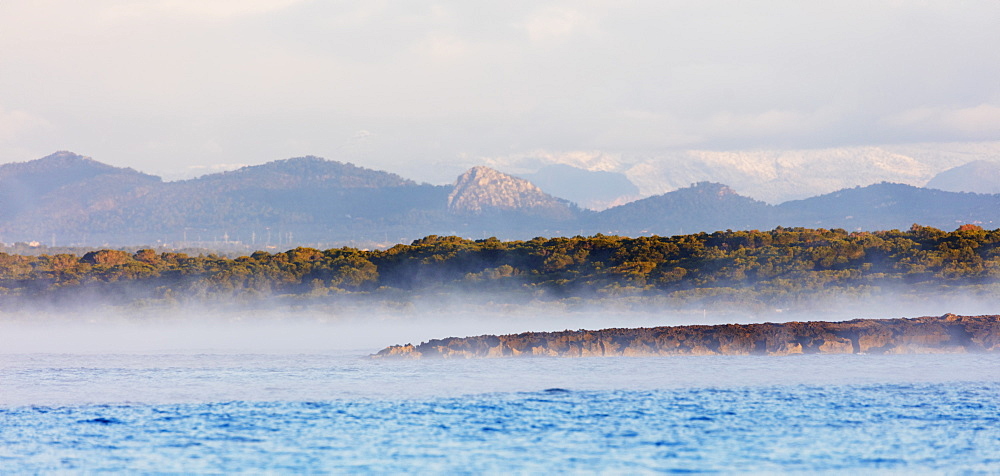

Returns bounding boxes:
[373,314,1000,359]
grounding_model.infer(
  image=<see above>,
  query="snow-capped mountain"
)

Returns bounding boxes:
[470,142,1000,205]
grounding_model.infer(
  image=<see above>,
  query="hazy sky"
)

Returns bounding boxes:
[1,1,998,182]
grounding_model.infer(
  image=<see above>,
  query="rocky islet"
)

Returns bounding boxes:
[373,314,1000,359]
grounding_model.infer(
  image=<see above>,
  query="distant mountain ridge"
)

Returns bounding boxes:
[0,151,156,184]
[596,182,777,235]
[189,156,416,190]
[926,160,1000,194]
[0,151,160,224]
[2,151,1000,248]
[775,182,1000,231]
[480,144,1000,204]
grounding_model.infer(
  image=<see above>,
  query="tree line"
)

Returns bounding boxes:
[1,224,998,310]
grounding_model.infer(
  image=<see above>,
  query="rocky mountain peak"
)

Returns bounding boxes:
[447,166,575,219]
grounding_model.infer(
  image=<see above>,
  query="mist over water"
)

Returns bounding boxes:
[3,297,999,472]
[2,288,999,355]
[0,295,997,406]
[0,305,698,355]
[2,290,1000,355]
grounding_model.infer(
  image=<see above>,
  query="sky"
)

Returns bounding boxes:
[1,1,999,183]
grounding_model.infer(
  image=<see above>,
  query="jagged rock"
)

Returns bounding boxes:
[447,166,576,219]
[372,314,1000,359]
[376,343,419,359]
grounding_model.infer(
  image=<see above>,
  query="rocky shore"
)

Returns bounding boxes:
[373,314,1000,359]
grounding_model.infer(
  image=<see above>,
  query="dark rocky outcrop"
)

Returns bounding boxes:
[372,314,1000,359]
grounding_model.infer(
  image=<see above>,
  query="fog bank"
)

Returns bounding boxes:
[2,290,998,355]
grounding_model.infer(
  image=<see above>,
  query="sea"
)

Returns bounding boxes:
[2,351,999,473]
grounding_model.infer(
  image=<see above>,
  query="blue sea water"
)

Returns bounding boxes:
[2,353,999,473]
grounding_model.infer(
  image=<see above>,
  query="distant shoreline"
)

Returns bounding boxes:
[373,314,1000,359]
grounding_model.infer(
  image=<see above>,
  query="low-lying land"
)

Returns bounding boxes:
[2,226,1000,313]
[373,314,1000,359]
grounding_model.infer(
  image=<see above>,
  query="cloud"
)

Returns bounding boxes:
[702,107,847,141]
[105,0,308,20]
[413,33,470,61]
[590,110,703,150]
[1,2,999,177]
[521,6,597,44]
[480,149,626,175]
[883,103,1000,139]
[0,107,50,143]
[941,104,1000,136]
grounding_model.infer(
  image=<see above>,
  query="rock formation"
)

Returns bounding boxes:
[373,314,1000,359]
[447,166,576,219]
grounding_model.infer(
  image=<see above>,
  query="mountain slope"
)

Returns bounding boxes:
[186,156,417,190]
[925,160,1000,194]
[592,182,776,235]
[0,151,160,222]
[1,154,451,245]
[776,182,1000,230]
[151,155,445,223]
[120,157,453,244]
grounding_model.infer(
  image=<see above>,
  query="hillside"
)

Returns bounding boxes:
[122,156,451,243]
[592,182,776,235]
[0,153,452,245]
[926,160,1000,194]
[187,156,417,190]
[0,151,160,222]
[776,182,1000,231]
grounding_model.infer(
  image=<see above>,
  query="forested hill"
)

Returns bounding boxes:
[185,156,417,189]
[594,182,777,235]
[2,225,999,311]
[0,152,455,245]
[93,156,454,244]
[774,182,1000,231]
[0,151,160,223]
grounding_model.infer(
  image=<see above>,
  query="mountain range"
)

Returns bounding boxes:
[476,143,1000,206]
[1,151,998,248]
